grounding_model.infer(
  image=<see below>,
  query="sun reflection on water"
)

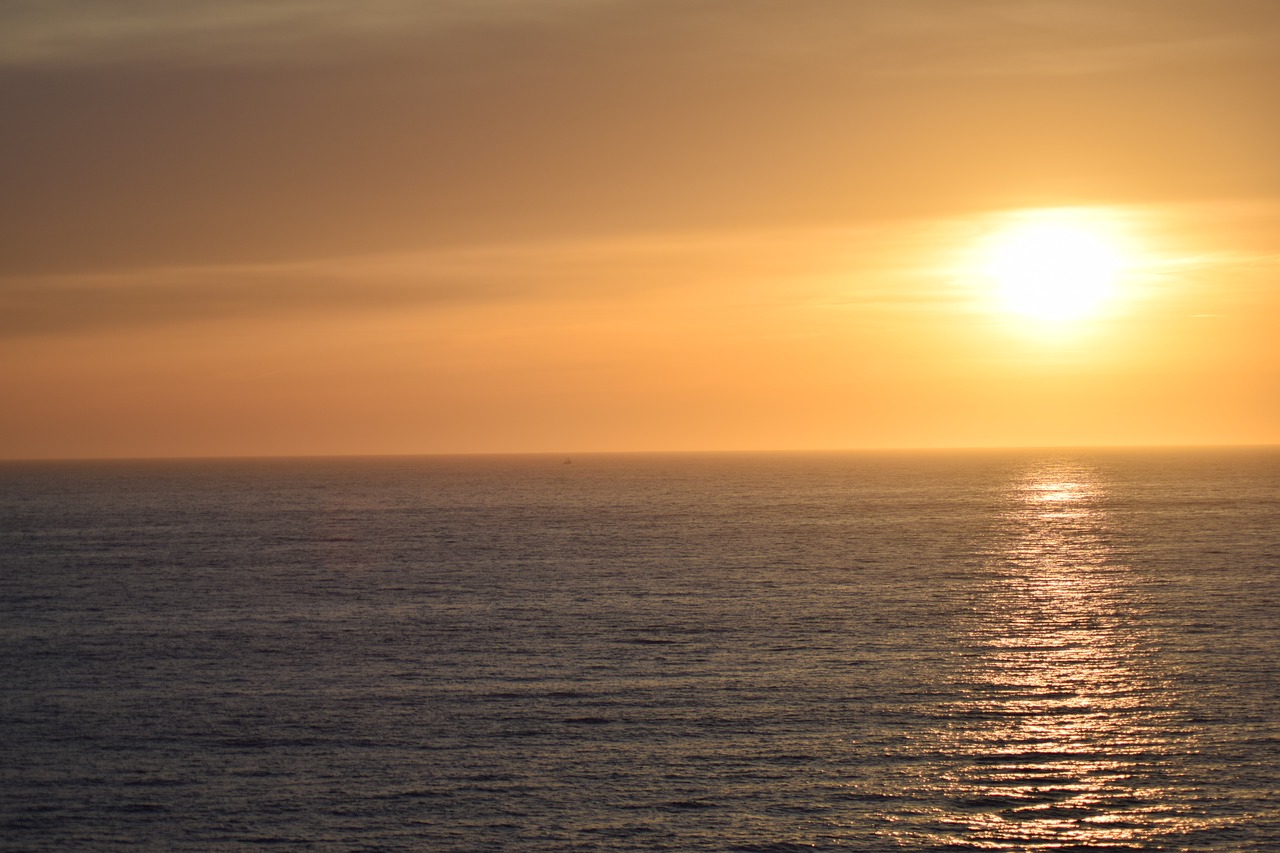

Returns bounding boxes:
[919,461,1201,850]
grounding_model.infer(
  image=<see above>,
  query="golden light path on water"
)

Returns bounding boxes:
[920,461,1208,849]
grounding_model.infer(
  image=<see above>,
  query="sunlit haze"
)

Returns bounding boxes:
[2,1,1278,458]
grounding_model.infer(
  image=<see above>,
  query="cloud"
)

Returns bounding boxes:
[6,199,1275,339]
[0,220,977,339]
[0,247,537,337]
[0,0,614,67]
[2,0,1277,280]
[4,0,1275,72]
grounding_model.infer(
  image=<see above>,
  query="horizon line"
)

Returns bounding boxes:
[3,441,1277,465]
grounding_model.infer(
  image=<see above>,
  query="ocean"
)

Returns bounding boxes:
[1,449,1277,851]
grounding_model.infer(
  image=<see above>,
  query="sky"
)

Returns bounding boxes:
[2,0,1278,459]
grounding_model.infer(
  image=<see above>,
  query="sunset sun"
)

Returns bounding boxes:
[980,212,1130,322]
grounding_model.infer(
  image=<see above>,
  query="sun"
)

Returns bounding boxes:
[979,211,1129,322]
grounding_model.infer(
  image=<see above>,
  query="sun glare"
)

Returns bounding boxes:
[979,211,1130,323]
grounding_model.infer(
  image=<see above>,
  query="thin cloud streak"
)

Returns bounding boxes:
[0,0,615,66]
[0,221,984,338]
[6,201,1269,339]
[4,0,1275,73]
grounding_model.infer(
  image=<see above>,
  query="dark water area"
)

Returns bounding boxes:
[2,449,1278,850]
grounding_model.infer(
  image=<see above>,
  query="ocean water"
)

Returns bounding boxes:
[1,449,1277,851]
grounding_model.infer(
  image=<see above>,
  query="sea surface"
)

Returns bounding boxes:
[1,449,1278,851]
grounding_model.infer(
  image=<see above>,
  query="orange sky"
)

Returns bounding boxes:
[2,1,1278,459]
